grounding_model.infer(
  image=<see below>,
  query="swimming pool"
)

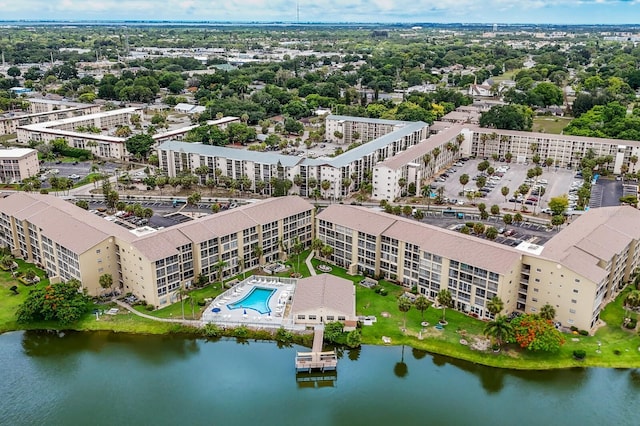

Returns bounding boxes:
[227,287,276,314]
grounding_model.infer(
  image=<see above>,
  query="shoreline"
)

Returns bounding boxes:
[3,321,639,371]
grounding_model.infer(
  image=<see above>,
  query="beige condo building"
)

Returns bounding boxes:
[0,148,40,183]
[316,203,640,331]
[0,193,313,308]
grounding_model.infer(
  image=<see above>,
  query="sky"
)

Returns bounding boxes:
[0,0,638,25]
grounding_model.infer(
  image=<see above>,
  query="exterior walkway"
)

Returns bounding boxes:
[113,299,204,327]
[305,251,317,276]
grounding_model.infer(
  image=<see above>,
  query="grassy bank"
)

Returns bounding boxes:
[3,255,639,370]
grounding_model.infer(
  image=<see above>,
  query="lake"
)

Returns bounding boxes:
[0,330,638,426]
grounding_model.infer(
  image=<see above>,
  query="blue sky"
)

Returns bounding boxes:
[0,0,638,24]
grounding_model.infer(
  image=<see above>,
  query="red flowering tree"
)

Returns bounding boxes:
[510,314,565,353]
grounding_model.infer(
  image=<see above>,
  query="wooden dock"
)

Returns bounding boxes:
[295,325,338,373]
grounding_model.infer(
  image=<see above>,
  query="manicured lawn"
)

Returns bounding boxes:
[133,283,226,320]
[532,116,573,134]
[0,259,50,332]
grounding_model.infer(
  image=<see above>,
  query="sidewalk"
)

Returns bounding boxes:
[305,251,317,276]
[113,299,204,327]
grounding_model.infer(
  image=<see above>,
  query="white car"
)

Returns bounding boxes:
[69,174,80,179]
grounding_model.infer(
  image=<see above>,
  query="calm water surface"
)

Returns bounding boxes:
[1,330,639,426]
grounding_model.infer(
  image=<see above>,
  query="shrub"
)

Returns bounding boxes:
[233,325,249,338]
[275,327,293,343]
[202,323,221,338]
[579,330,589,336]
[613,349,622,356]
[145,304,155,311]
[570,326,579,332]
[379,288,388,296]
[573,350,586,360]
[625,319,637,329]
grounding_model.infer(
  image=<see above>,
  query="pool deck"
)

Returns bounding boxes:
[202,276,298,329]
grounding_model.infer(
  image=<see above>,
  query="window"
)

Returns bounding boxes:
[308,315,317,320]
[534,288,539,293]
[571,299,577,304]
[573,289,579,293]
[532,297,538,302]
[297,315,305,320]
[326,316,335,321]
[569,309,576,314]
[338,316,346,321]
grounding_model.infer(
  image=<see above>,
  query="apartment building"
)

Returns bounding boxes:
[0,148,40,183]
[0,193,313,307]
[324,115,410,145]
[1,100,101,135]
[467,125,640,174]
[373,125,465,200]
[315,203,640,331]
[16,107,142,160]
[158,120,429,199]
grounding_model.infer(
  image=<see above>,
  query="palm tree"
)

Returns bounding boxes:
[320,244,333,260]
[483,315,513,347]
[175,284,189,319]
[290,237,304,276]
[487,296,504,317]
[212,259,227,287]
[431,147,441,170]
[501,186,510,202]
[459,173,469,194]
[415,295,429,320]
[540,303,556,320]
[437,289,453,322]
[311,238,324,257]
[398,296,412,331]
[252,245,263,265]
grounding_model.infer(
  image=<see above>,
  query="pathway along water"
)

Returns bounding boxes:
[1,330,639,426]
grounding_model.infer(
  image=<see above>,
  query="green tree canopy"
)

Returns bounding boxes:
[125,134,155,159]
[16,279,90,325]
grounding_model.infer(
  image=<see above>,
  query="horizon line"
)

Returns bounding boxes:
[0,19,639,27]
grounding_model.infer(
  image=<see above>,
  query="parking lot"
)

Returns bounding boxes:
[40,160,119,185]
[436,159,582,212]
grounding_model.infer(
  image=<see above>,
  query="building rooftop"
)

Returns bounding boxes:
[466,124,640,148]
[157,140,302,168]
[318,204,522,275]
[541,205,640,283]
[326,115,409,126]
[378,125,463,170]
[291,274,355,317]
[328,121,429,168]
[0,148,37,158]
[0,193,135,254]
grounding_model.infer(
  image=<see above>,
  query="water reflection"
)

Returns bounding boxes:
[296,371,338,389]
[429,352,589,394]
[394,345,408,378]
[347,348,361,361]
[628,369,640,389]
[411,348,428,360]
[22,330,201,365]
